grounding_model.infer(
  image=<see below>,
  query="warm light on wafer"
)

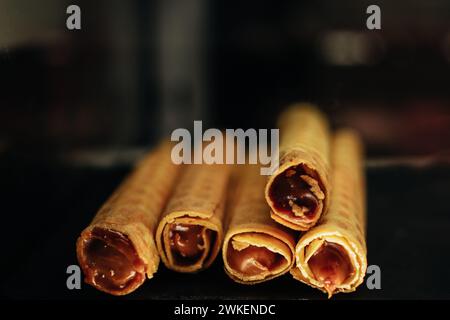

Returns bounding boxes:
[76,142,181,295]
[156,163,230,272]
[223,165,296,284]
[291,129,367,297]
[265,103,331,231]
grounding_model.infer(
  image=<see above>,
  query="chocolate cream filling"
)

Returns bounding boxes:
[83,227,145,293]
[227,243,286,277]
[269,164,322,224]
[168,223,216,266]
[307,241,354,293]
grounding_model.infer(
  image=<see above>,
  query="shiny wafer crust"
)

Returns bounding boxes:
[291,129,367,297]
[76,142,181,295]
[223,166,296,284]
[156,163,230,273]
[265,103,331,231]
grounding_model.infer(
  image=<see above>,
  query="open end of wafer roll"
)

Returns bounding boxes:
[77,227,146,295]
[293,235,363,298]
[156,164,229,273]
[265,103,331,231]
[307,241,354,293]
[267,163,325,230]
[291,129,367,298]
[160,217,219,271]
[223,165,296,284]
[292,233,366,298]
[223,232,293,283]
[76,142,181,295]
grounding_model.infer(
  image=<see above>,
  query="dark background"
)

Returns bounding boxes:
[0,0,449,299]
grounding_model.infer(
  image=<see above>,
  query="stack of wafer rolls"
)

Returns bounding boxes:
[76,142,180,295]
[265,104,331,231]
[75,102,368,298]
[291,129,367,298]
[223,165,296,284]
[156,163,230,273]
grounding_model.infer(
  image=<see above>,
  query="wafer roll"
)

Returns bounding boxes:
[265,103,331,231]
[291,129,367,297]
[156,163,230,272]
[76,142,180,295]
[223,165,296,284]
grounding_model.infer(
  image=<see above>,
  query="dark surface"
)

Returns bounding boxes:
[1,155,450,300]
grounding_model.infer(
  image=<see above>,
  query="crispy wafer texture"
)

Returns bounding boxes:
[76,141,181,295]
[156,163,230,272]
[223,165,296,284]
[265,103,331,230]
[291,129,367,297]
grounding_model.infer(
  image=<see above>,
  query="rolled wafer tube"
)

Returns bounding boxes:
[265,103,331,231]
[291,129,367,298]
[223,165,296,284]
[76,142,180,295]
[156,163,230,272]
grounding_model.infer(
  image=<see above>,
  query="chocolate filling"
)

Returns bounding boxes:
[169,223,215,266]
[269,164,320,223]
[227,244,285,277]
[307,241,354,291]
[83,228,144,293]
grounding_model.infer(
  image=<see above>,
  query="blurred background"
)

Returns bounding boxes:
[1,0,450,299]
[1,0,449,157]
